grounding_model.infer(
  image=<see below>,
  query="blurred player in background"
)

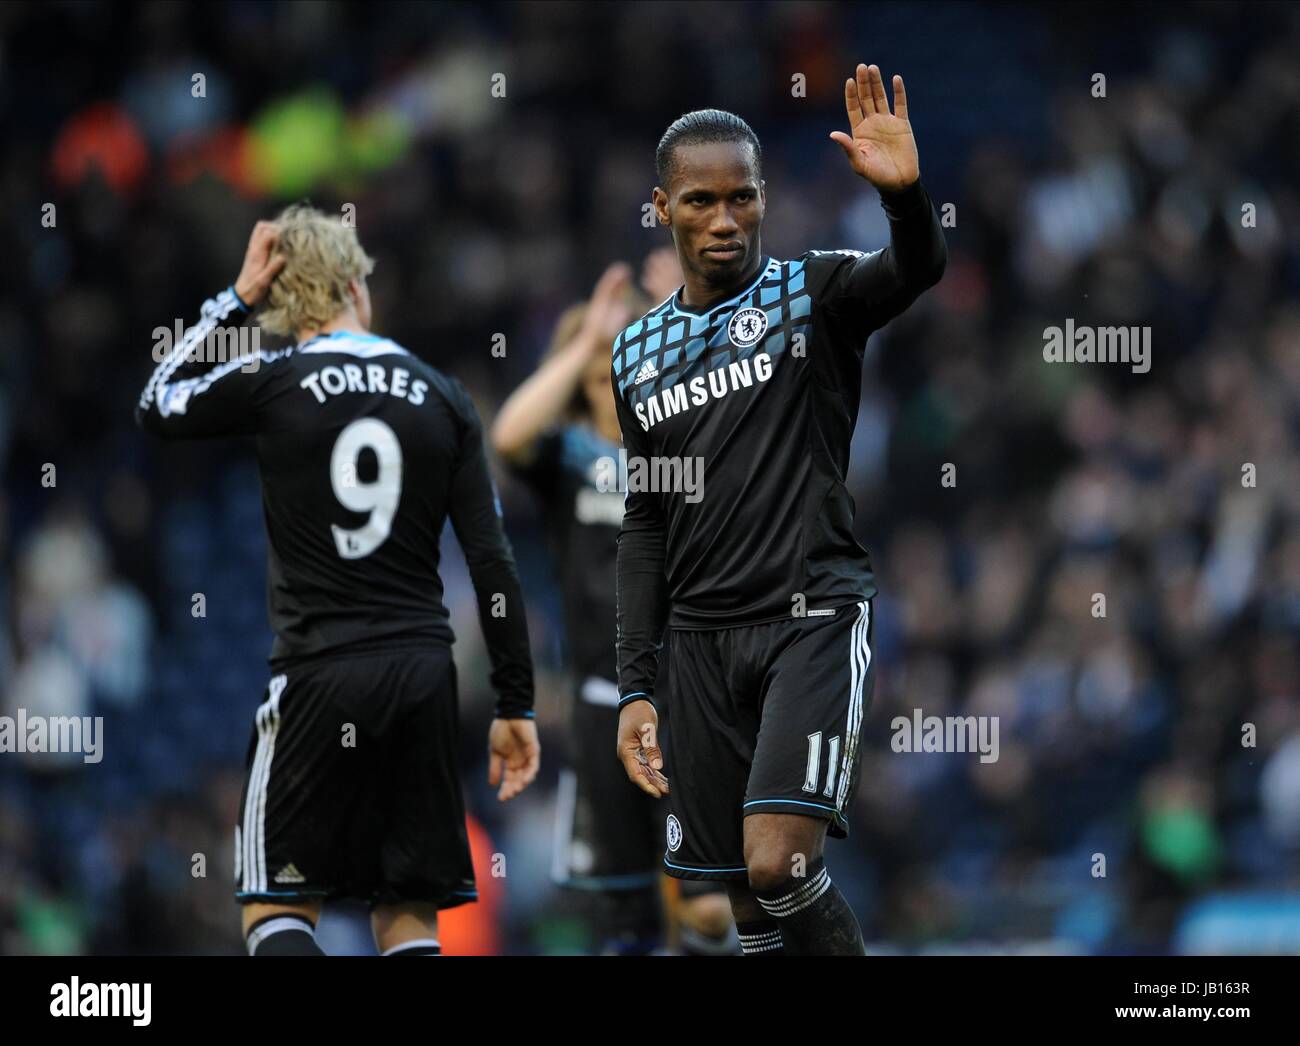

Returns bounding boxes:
[492,250,736,955]
[614,65,947,955]
[136,208,540,956]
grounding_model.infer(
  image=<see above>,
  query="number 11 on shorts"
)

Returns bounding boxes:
[803,731,841,797]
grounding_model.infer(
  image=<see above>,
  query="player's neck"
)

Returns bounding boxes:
[296,309,368,346]
[680,253,765,311]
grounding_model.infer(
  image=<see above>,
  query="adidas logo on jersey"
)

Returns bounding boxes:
[274,862,306,884]
[634,359,659,385]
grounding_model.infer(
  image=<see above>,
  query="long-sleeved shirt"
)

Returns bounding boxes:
[136,288,534,718]
[613,179,947,707]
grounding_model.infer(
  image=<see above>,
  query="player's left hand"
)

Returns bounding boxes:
[488,717,540,802]
[617,699,669,798]
[829,64,919,193]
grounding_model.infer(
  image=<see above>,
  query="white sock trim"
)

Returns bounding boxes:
[382,938,442,956]
[757,868,833,918]
[246,915,315,955]
[738,928,783,954]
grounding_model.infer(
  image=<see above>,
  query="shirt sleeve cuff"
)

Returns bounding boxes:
[878,180,928,219]
[618,691,656,711]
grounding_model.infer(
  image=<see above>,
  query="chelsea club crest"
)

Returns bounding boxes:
[666,814,683,852]
[728,307,768,348]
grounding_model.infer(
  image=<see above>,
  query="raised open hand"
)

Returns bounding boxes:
[828,64,919,193]
[581,261,635,344]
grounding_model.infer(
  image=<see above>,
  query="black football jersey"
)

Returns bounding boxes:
[613,180,946,704]
[136,287,533,717]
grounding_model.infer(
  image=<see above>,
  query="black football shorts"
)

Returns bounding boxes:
[234,645,477,909]
[660,600,876,881]
[552,675,664,891]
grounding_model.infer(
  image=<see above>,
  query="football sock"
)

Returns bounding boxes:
[753,857,864,956]
[245,913,326,956]
[735,919,785,955]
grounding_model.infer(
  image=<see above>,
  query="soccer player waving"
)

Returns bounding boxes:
[137,209,539,956]
[613,65,946,955]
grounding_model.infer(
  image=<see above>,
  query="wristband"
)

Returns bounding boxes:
[878,179,927,219]
[618,691,656,711]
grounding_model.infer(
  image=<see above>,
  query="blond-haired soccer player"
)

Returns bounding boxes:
[137,206,539,956]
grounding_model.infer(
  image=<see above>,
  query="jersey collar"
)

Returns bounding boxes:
[669,256,775,318]
[296,330,409,357]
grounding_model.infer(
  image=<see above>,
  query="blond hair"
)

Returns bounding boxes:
[259,204,375,336]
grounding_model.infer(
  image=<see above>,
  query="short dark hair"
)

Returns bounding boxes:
[655,109,762,192]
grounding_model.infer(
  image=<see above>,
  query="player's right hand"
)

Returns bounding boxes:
[580,262,634,345]
[617,699,669,798]
[488,717,541,802]
[828,63,919,192]
[234,220,287,307]
[640,246,683,303]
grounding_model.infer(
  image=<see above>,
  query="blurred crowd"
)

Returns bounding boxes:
[1,1,1297,954]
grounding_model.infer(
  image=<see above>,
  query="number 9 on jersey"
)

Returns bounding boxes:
[330,417,404,559]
